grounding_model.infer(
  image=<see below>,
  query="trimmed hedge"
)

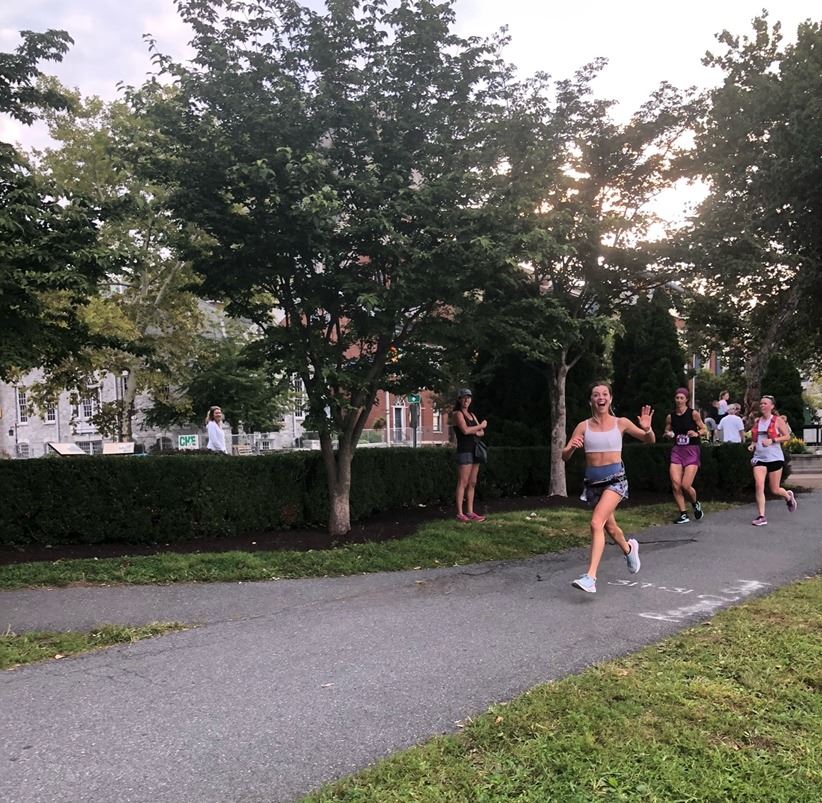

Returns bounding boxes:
[0,443,754,546]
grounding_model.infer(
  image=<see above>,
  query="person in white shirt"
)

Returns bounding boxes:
[205,406,228,453]
[716,404,745,443]
[715,390,730,421]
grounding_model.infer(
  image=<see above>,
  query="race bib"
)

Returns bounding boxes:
[676,434,690,446]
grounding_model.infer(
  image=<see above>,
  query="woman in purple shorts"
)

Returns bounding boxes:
[664,387,707,524]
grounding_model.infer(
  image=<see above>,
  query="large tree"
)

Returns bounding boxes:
[141,0,519,534]
[488,64,699,494]
[683,15,822,413]
[612,290,686,433]
[0,31,106,378]
[25,86,206,440]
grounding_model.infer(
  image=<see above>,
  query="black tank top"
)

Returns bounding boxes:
[671,407,699,445]
[454,412,478,453]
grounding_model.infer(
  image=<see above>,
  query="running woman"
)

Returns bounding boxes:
[749,394,797,526]
[664,387,707,524]
[562,382,655,594]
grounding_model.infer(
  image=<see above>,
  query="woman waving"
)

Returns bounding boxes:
[562,382,655,594]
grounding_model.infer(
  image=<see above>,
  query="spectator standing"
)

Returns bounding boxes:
[715,390,730,422]
[452,389,488,523]
[205,406,228,453]
[716,403,745,443]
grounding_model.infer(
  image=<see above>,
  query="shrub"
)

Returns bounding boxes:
[786,437,807,455]
[0,443,754,547]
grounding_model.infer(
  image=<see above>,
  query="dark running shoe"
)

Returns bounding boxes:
[692,500,704,520]
[674,512,690,524]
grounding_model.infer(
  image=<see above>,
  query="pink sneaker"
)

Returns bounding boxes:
[456,513,470,523]
[786,490,797,513]
[467,512,487,522]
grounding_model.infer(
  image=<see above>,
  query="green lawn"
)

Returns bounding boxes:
[304,576,822,803]
[0,622,189,670]
[0,503,736,590]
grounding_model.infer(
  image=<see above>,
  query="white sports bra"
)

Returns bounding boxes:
[584,420,622,453]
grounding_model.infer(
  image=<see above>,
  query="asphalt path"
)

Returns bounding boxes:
[2,494,820,803]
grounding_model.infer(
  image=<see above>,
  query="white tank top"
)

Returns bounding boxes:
[753,417,784,463]
[584,420,622,453]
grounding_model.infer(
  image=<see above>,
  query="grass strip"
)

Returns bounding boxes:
[0,503,736,590]
[0,622,189,670]
[304,577,822,803]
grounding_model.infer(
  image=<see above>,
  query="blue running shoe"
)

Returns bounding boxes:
[572,574,597,593]
[626,538,641,574]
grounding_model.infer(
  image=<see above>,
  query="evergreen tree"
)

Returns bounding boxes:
[612,290,686,432]
[762,355,804,435]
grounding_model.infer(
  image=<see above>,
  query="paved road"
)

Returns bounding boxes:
[2,494,820,803]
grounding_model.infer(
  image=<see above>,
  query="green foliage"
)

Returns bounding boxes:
[137,0,525,527]
[0,31,107,379]
[785,437,807,455]
[762,354,805,435]
[0,444,753,548]
[26,85,207,436]
[684,16,822,405]
[147,335,289,434]
[612,290,686,433]
[472,354,551,446]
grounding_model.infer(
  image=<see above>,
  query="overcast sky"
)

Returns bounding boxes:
[1,1,819,221]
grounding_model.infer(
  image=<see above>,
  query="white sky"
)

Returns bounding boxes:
[1,1,819,224]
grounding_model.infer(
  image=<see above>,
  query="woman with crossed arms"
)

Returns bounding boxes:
[562,382,655,594]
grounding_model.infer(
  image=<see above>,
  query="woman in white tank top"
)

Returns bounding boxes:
[748,395,796,526]
[561,382,656,594]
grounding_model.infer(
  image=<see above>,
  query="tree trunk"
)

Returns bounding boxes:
[321,433,353,537]
[743,348,769,424]
[548,358,569,497]
[743,282,803,424]
[122,363,140,441]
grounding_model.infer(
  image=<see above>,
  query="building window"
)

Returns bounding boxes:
[46,402,57,423]
[16,443,30,459]
[432,410,442,433]
[77,440,103,455]
[16,388,28,424]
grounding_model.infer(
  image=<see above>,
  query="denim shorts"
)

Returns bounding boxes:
[581,462,629,507]
[455,451,477,465]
